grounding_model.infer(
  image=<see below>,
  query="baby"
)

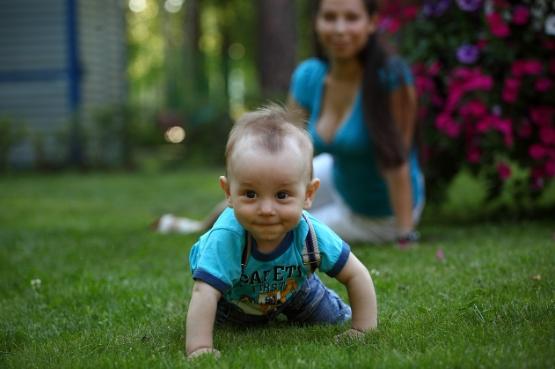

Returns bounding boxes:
[186,103,377,358]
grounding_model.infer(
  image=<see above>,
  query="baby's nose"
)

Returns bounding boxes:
[258,199,275,215]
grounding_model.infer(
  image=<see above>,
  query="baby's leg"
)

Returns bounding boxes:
[283,274,351,325]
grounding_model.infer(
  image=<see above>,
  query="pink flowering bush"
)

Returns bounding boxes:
[380,0,555,207]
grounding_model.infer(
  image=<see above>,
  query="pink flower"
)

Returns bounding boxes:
[502,77,521,103]
[436,248,445,261]
[493,117,512,136]
[476,115,494,133]
[381,17,402,33]
[428,61,443,76]
[511,61,526,77]
[530,106,555,126]
[497,162,511,180]
[445,69,493,114]
[494,0,509,8]
[411,62,426,75]
[540,126,555,145]
[444,87,464,113]
[524,61,543,75]
[529,144,547,161]
[466,75,493,90]
[419,106,428,120]
[545,39,555,51]
[486,12,510,38]
[415,76,435,95]
[452,67,474,80]
[445,121,462,137]
[502,89,519,103]
[511,60,543,77]
[435,114,462,137]
[435,114,452,130]
[549,58,555,75]
[431,93,444,107]
[545,161,555,178]
[531,167,544,189]
[535,78,553,92]
[517,120,532,139]
[403,5,419,20]
[466,147,482,163]
[504,134,514,148]
[476,115,511,135]
[512,5,530,25]
[504,77,521,90]
[531,167,544,177]
[460,99,488,119]
[476,38,488,50]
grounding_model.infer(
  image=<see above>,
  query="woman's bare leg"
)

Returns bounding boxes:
[152,199,228,234]
[199,200,229,230]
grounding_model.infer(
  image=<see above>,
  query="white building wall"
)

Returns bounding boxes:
[0,0,127,168]
[0,0,70,166]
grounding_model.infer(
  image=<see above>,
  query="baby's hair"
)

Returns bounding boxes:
[225,102,314,179]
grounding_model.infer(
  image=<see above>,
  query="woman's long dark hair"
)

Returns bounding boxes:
[311,0,409,171]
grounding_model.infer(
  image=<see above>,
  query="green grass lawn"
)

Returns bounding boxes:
[1,169,554,368]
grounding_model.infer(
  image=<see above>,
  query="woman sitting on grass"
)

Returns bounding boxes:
[154,0,424,247]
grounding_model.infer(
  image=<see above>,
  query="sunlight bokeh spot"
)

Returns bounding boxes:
[129,0,146,13]
[164,0,182,13]
[168,0,184,6]
[228,43,245,60]
[164,126,186,143]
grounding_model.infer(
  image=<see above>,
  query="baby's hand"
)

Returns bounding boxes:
[187,348,221,360]
[334,328,365,342]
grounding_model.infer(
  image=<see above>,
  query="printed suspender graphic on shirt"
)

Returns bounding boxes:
[240,233,253,273]
[241,213,321,275]
[301,213,320,274]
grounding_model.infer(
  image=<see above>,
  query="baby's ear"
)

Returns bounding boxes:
[303,178,320,209]
[219,176,233,207]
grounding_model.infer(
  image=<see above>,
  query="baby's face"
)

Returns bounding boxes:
[220,142,317,252]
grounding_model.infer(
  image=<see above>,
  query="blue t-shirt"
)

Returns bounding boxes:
[189,207,350,316]
[290,57,424,217]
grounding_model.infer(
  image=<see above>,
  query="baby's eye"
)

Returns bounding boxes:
[276,192,289,200]
[246,190,257,198]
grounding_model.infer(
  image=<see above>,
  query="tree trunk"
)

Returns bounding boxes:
[182,0,206,109]
[257,0,296,97]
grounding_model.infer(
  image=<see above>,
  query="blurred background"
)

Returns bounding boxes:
[0,0,554,215]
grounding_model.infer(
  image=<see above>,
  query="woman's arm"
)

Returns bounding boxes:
[390,84,418,150]
[186,280,222,357]
[383,162,413,235]
[384,84,418,236]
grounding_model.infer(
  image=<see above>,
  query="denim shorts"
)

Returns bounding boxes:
[214,273,352,326]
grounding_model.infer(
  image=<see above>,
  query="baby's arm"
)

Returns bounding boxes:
[186,280,222,358]
[335,252,377,334]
